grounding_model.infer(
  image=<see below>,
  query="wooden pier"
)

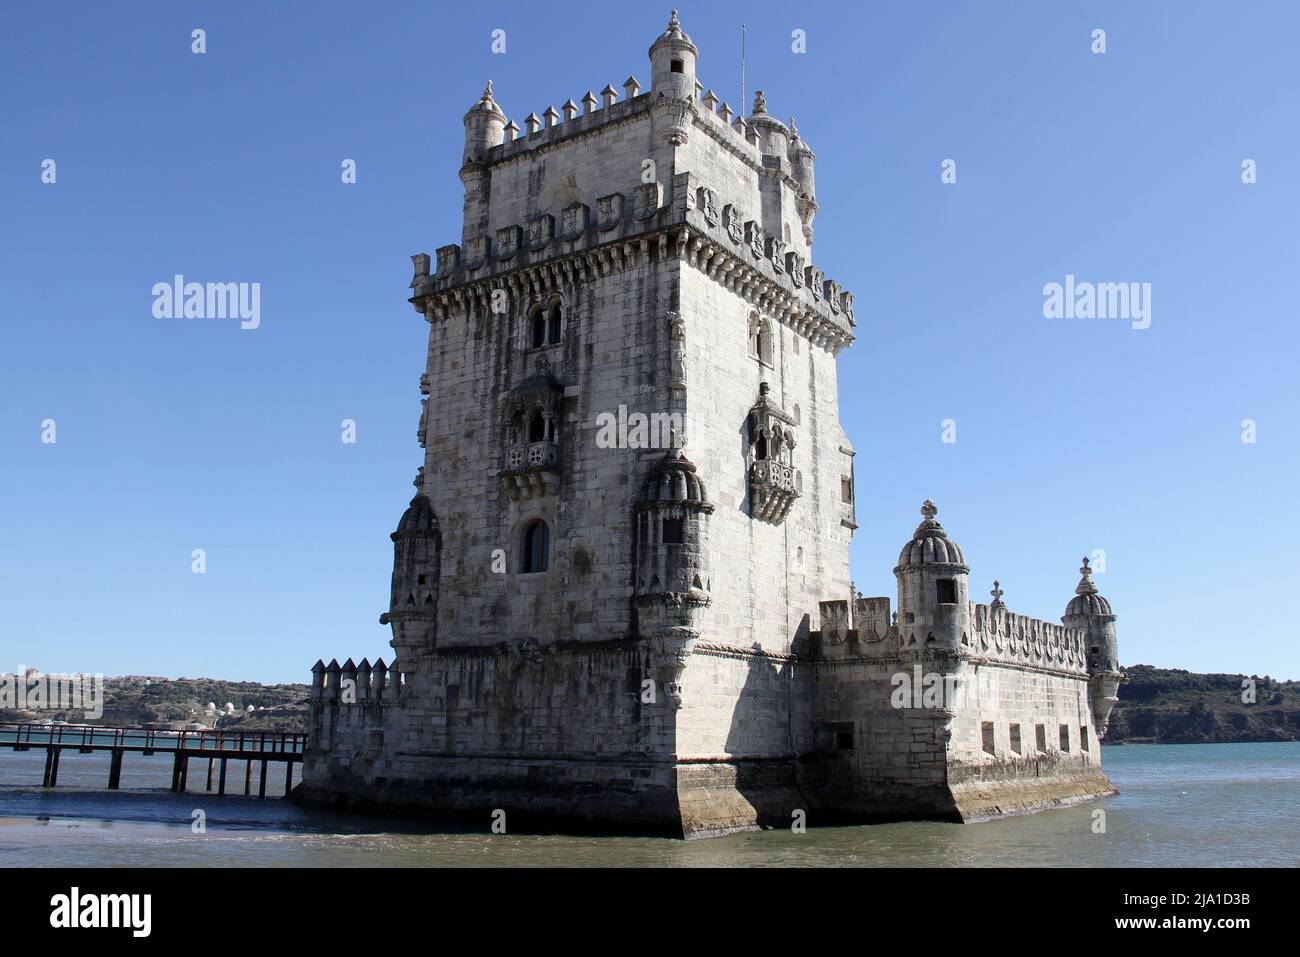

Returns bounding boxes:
[0,723,307,798]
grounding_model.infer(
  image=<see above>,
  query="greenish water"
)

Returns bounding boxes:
[1,743,1296,866]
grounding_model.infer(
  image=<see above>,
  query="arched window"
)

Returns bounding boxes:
[755,434,768,461]
[529,306,546,349]
[748,313,772,364]
[528,409,546,443]
[521,520,550,573]
[546,303,562,344]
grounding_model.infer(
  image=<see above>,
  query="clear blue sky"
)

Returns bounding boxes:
[2,2,1296,683]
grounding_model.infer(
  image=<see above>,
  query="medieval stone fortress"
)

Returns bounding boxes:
[297,13,1123,838]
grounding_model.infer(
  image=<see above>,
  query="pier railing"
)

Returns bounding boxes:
[0,722,307,797]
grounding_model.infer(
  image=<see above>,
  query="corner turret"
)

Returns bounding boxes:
[787,117,818,244]
[1063,556,1122,736]
[462,81,506,165]
[747,91,791,172]
[893,500,971,651]
[648,10,698,99]
[380,467,442,662]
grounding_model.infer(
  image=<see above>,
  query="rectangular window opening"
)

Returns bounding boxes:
[1009,723,1022,755]
[936,579,957,604]
[661,517,684,545]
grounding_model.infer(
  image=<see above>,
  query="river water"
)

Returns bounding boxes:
[1,742,1296,867]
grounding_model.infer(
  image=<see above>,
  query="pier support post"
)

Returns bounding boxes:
[108,749,123,789]
[284,759,293,796]
[218,757,228,796]
[206,757,215,792]
[43,748,62,788]
[244,759,252,796]
[171,752,185,792]
[258,760,268,799]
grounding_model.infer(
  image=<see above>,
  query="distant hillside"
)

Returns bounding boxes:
[1107,665,1300,744]
[5,666,1297,745]
[0,675,310,732]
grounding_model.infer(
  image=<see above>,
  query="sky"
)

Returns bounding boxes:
[1,1,1296,684]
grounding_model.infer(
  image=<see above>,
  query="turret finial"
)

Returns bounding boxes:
[752,90,767,115]
[1075,556,1099,595]
[920,499,938,521]
[990,580,1005,607]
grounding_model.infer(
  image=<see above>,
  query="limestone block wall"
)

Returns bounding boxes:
[678,266,853,657]
[673,645,812,759]
[302,645,687,828]
[805,658,953,817]
[946,662,1099,770]
[421,256,676,648]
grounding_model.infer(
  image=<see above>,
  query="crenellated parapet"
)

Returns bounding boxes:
[311,657,404,705]
[408,171,854,352]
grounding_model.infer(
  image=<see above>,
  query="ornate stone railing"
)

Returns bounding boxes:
[749,460,800,524]
[965,603,1088,674]
[506,440,559,472]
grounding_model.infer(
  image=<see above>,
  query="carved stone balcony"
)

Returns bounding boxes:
[501,440,559,500]
[749,460,800,524]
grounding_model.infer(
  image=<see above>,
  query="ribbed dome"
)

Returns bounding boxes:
[649,10,696,55]
[643,448,709,505]
[1064,557,1114,618]
[393,469,438,538]
[464,81,504,119]
[1066,593,1113,617]
[897,500,966,569]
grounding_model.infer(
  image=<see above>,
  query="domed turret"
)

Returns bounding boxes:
[1065,556,1113,618]
[643,447,709,505]
[893,500,971,651]
[462,81,506,165]
[746,91,790,168]
[634,449,713,599]
[897,500,966,569]
[1062,556,1122,737]
[787,117,818,244]
[1063,557,1118,672]
[395,482,438,536]
[382,468,442,661]
[648,10,698,99]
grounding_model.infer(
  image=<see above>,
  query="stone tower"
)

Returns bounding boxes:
[299,13,1120,837]
[1064,557,1123,737]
